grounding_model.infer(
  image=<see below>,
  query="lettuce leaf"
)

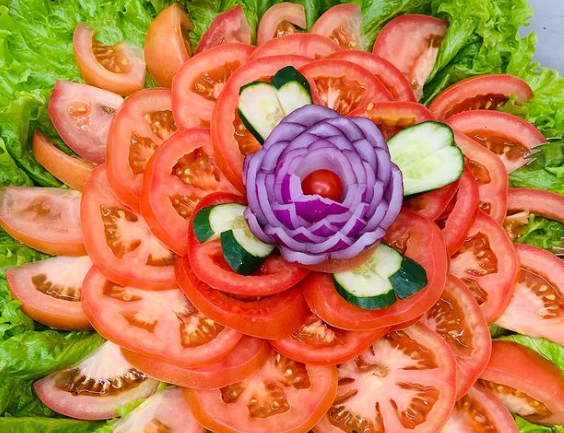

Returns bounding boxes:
[514,214,564,252]
[516,417,564,433]
[0,417,100,433]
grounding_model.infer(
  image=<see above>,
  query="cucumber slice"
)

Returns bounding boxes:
[388,121,464,196]
[390,256,428,299]
[193,203,246,243]
[276,81,313,116]
[221,228,275,276]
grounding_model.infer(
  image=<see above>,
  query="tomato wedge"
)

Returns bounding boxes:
[450,210,519,323]
[184,351,338,433]
[454,132,508,223]
[144,4,193,87]
[81,166,176,290]
[73,23,145,96]
[6,256,92,331]
[176,257,310,340]
[34,342,159,420]
[106,88,177,210]
[303,208,448,331]
[257,3,306,45]
[82,267,242,368]
[420,275,491,399]
[313,324,456,433]
[48,80,123,164]
[172,43,255,129]
[442,384,520,433]
[250,34,342,60]
[429,74,534,121]
[32,131,93,192]
[311,4,362,50]
[196,6,251,54]
[141,129,237,256]
[373,15,448,100]
[122,336,269,389]
[480,341,564,426]
[405,181,459,220]
[270,313,387,366]
[0,187,84,256]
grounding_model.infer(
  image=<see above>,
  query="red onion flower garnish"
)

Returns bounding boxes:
[243,105,403,265]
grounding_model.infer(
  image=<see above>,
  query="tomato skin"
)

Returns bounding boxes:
[144,4,192,87]
[257,3,306,45]
[507,187,564,226]
[250,33,342,60]
[405,180,459,220]
[301,169,343,202]
[311,4,362,50]
[196,6,251,54]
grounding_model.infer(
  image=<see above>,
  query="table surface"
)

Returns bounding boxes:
[528,0,564,73]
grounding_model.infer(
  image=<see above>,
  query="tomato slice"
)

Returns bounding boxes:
[302,245,378,274]
[311,4,362,50]
[405,181,459,220]
[122,336,269,389]
[313,324,456,433]
[32,131,93,192]
[141,129,237,256]
[270,313,387,366]
[454,132,508,223]
[81,166,176,290]
[73,23,145,96]
[348,100,433,139]
[420,275,491,399]
[34,341,159,420]
[303,208,448,331]
[144,4,192,87]
[480,340,564,426]
[176,257,310,340]
[212,55,311,191]
[82,267,242,368]
[257,3,306,45]
[0,187,84,256]
[106,88,177,210]
[6,256,92,331]
[172,43,255,129]
[250,34,342,60]
[373,15,448,100]
[112,387,204,433]
[184,350,338,433]
[195,6,251,54]
[300,59,393,115]
[442,384,520,433]
[496,244,564,345]
[429,74,534,121]
[450,210,519,323]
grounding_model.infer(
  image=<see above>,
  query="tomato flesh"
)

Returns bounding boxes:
[257,3,306,45]
[311,4,362,50]
[405,180,459,221]
[301,169,343,202]
[195,6,251,54]
[250,34,342,60]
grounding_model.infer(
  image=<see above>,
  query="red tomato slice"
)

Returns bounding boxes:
[144,4,192,87]
[373,15,448,100]
[429,74,534,121]
[311,4,362,50]
[327,51,416,101]
[496,244,564,345]
[420,275,491,399]
[300,59,393,115]
[443,384,520,433]
[82,267,242,368]
[172,43,255,129]
[32,131,93,192]
[348,100,433,139]
[73,23,145,96]
[448,110,545,172]
[141,129,237,256]
[303,208,448,331]
[405,180,459,220]
[270,313,387,366]
[81,166,176,290]
[454,132,508,223]
[302,245,378,274]
[48,80,122,164]
[112,387,204,433]
[6,256,92,331]
[480,341,564,426]
[122,336,269,389]
[212,55,311,191]
[250,34,342,60]
[184,350,338,433]
[196,6,251,54]
[0,187,84,256]
[106,88,177,210]
[450,210,519,323]
[34,341,159,420]
[176,257,310,340]
[313,324,456,433]
[257,3,306,45]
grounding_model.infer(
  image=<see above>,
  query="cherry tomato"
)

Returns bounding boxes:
[257,3,306,45]
[301,169,343,202]
[250,33,342,60]
[311,4,362,50]
[196,6,251,54]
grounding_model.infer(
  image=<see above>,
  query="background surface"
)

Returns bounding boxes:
[529,0,564,73]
